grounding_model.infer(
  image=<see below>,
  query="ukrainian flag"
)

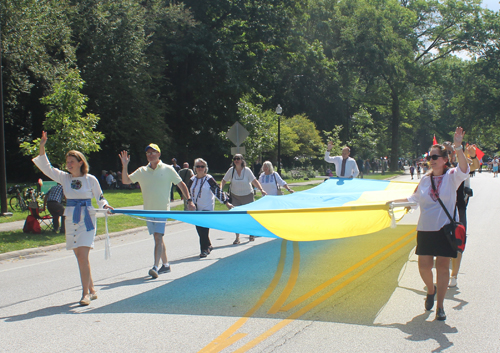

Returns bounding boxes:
[113,178,417,241]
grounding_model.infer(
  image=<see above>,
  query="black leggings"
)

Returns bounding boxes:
[196,226,211,252]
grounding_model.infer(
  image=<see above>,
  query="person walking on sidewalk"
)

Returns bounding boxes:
[119,144,195,279]
[324,142,359,179]
[33,132,113,306]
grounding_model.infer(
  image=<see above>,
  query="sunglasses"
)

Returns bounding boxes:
[195,165,206,168]
[233,157,241,161]
[426,155,443,161]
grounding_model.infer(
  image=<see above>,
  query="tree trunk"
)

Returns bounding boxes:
[390,91,400,171]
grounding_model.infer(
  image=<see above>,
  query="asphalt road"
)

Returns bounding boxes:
[1,171,499,352]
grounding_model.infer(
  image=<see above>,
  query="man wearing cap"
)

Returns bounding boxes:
[119,144,195,279]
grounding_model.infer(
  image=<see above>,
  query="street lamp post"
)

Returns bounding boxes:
[0,21,12,216]
[276,104,282,176]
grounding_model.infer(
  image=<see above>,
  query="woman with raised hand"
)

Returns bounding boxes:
[187,158,233,258]
[388,127,469,321]
[258,161,294,195]
[220,154,266,244]
[33,132,113,306]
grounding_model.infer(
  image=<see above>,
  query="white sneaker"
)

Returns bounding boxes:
[449,276,457,287]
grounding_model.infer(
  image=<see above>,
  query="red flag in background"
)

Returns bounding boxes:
[475,147,485,163]
[433,135,438,145]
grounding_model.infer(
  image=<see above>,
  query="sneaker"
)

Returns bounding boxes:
[158,264,171,274]
[200,250,209,258]
[436,307,446,321]
[148,267,159,279]
[449,276,457,287]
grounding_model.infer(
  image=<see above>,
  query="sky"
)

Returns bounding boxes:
[481,0,500,11]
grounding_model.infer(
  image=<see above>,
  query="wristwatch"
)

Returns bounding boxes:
[471,155,477,159]
[453,145,463,151]
[187,198,193,202]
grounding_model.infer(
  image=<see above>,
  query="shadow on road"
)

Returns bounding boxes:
[85,225,419,326]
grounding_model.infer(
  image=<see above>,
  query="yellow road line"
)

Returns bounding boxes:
[198,240,288,353]
[234,232,416,352]
[268,241,301,314]
[280,228,416,312]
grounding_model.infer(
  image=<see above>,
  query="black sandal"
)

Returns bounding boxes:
[425,285,436,311]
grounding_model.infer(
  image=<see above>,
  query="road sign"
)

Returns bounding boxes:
[231,147,246,155]
[226,122,249,147]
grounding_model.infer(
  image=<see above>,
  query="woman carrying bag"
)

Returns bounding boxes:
[388,127,469,321]
[220,154,266,244]
[258,161,294,196]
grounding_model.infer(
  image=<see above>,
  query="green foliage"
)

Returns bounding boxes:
[322,125,343,156]
[283,114,324,159]
[347,108,379,159]
[3,0,500,179]
[19,70,104,167]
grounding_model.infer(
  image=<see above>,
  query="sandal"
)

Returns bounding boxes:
[80,294,91,306]
[249,236,255,241]
[233,238,240,245]
[425,285,436,311]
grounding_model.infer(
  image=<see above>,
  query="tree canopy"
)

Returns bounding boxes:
[2,0,499,180]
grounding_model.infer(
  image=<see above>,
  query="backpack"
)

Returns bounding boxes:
[23,215,41,234]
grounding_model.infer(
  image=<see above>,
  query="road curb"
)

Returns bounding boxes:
[0,220,182,261]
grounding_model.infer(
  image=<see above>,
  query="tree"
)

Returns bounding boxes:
[19,70,104,167]
[1,0,76,177]
[283,114,324,159]
[333,0,487,170]
[69,0,171,170]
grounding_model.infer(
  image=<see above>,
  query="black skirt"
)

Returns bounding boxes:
[416,229,457,258]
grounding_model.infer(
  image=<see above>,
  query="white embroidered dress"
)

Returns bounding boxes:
[33,154,108,250]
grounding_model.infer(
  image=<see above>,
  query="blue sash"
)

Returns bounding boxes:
[67,199,94,231]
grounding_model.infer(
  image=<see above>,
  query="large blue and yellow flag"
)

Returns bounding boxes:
[113,178,417,241]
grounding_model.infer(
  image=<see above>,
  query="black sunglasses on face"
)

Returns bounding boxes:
[195,165,205,168]
[233,157,241,161]
[426,155,442,161]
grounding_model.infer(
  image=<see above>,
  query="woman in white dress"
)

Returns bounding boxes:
[258,161,294,195]
[33,132,113,306]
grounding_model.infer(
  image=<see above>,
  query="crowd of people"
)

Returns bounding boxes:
[32,127,480,321]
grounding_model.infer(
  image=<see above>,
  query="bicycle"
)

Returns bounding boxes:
[7,184,43,212]
[8,185,29,212]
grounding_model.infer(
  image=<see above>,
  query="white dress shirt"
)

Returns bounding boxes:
[324,152,359,178]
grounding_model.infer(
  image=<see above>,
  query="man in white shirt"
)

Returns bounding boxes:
[324,142,359,178]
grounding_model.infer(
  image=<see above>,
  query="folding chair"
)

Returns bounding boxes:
[28,201,53,231]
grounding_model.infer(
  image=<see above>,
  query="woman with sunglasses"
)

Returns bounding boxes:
[389,127,469,321]
[187,158,233,258]
[220,154,267,244]
[33,132,113,306]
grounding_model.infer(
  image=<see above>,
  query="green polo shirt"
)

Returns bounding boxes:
[129,161,182,210]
